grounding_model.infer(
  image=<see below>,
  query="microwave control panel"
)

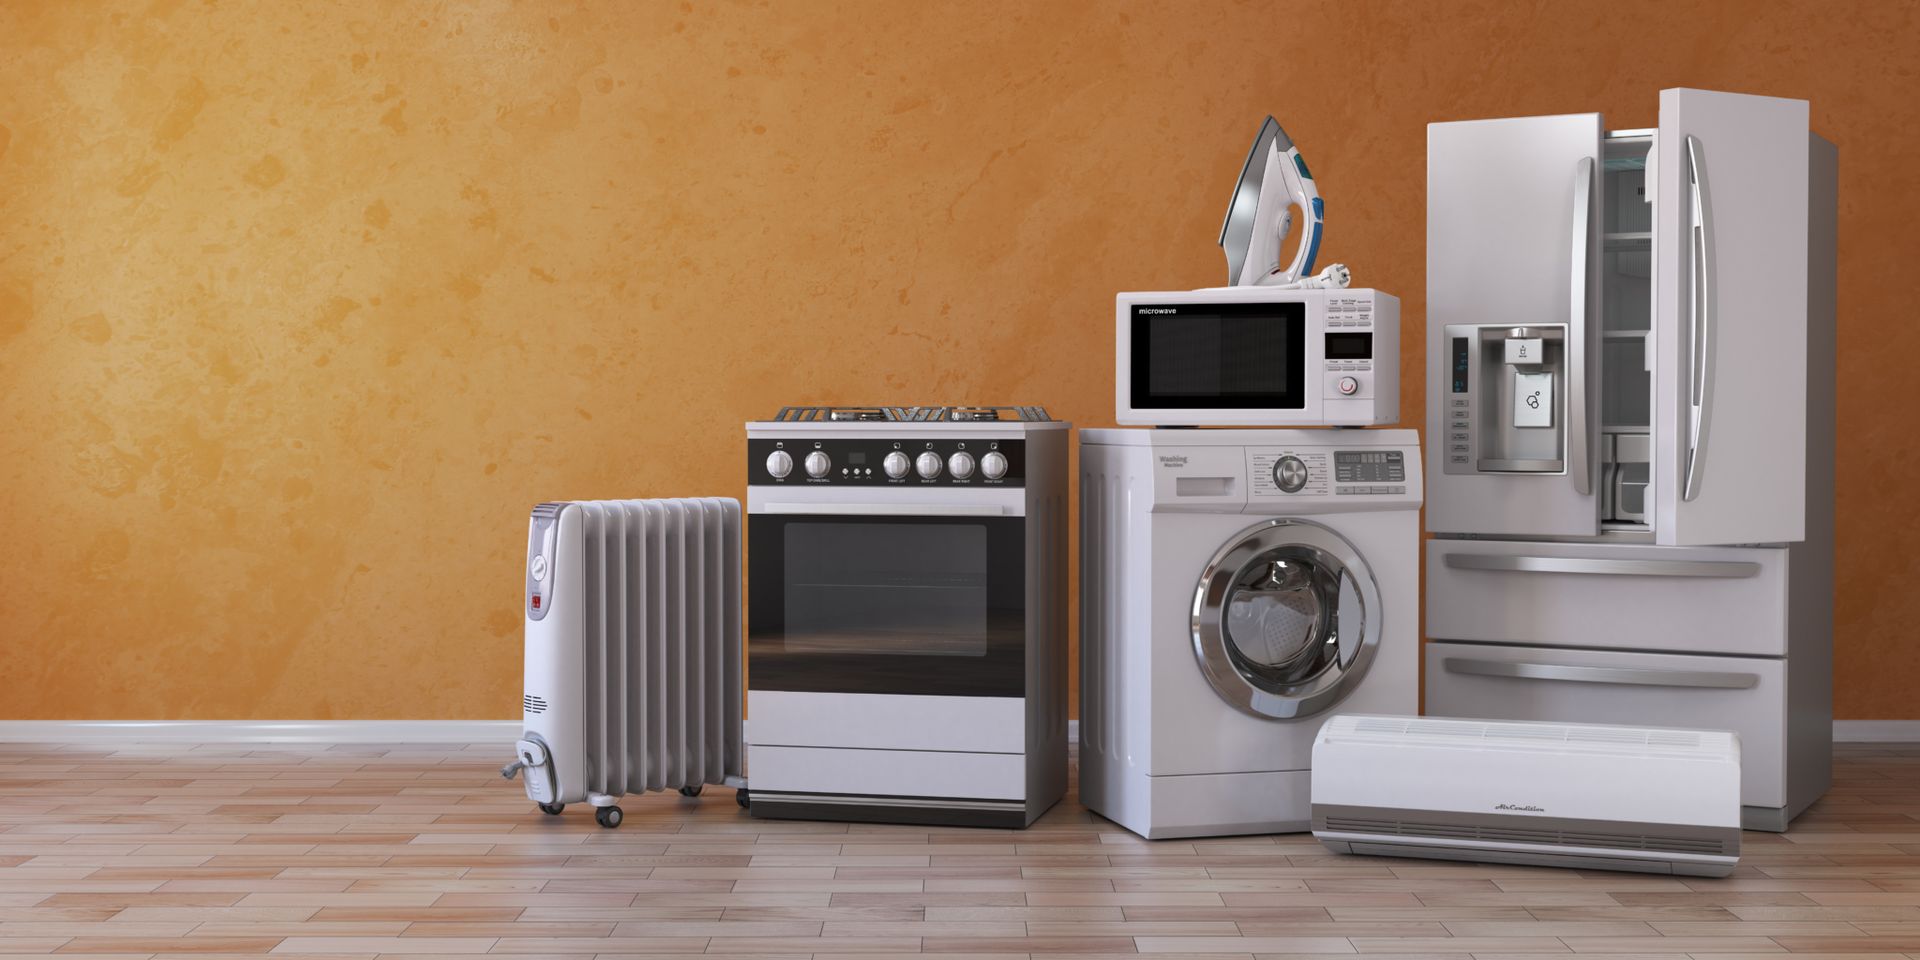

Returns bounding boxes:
[749,437,1025,487]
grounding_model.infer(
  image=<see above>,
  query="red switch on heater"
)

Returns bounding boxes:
[531,595,541,609]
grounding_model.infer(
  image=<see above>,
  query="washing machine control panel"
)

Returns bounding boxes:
[1247,446,1419,504]
[1250,450,1332,498]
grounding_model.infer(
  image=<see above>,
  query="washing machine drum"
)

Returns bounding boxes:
[1192,518,1381,720]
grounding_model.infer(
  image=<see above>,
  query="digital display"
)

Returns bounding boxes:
[1325,331,1372,360]
[1452,336,1470,393]
[847,452,867,465]
[1130,301,1306,409]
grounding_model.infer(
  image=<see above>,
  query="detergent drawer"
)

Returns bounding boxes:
[1426,539,1788,657]
[1424,640,1786,809]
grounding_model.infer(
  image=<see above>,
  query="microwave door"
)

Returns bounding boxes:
[1651,89,1812,547]
[1426,112,1603,538]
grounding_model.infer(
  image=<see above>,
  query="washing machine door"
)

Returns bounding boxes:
[1191,518,1381,720]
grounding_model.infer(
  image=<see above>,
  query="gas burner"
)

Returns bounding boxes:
[771,405,1053,423]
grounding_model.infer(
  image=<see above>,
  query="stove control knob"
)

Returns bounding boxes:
[765,450,793,479]
[1273,455,1309,493]
[882,451,911,479]
[915,451,943,479]
[947,451,975,480]
[804,450,831,478]
[1338,375,1360,396]
[980,451,1008,480]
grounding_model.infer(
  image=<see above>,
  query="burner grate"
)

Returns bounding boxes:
[770,405,1052,423]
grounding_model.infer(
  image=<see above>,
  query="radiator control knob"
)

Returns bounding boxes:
[765,450,792,479]
[980,451,1008,480]
[915,451,943,479]
[883,451,911,479]
[804,450,831,478]
[947,451,975,479]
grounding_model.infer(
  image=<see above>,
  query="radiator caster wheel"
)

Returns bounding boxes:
[678,786,702,798]
[594,805,623,828]
[735,788,750,809]
[537,802,564,816]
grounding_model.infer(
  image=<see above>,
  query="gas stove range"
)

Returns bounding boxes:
[767,405,1053,423]
[740,405,1071,829]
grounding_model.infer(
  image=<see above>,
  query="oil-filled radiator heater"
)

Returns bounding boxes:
[502,498,745,827]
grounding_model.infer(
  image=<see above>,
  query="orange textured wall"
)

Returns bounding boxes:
[2,1,1914,720]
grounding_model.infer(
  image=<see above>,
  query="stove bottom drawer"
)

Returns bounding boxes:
[748,744,1025,800]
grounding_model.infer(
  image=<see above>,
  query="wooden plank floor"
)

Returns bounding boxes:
[2,741,1918,959]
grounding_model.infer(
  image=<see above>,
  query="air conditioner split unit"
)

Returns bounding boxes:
[1311,715,1741,877]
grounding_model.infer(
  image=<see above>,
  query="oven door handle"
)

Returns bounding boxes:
[758,502,1008,517]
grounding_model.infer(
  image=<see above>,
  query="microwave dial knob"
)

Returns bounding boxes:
[980,450,1008,480]
[804,450,832,478]
[947,451,975,479]
[1274,455,1309,493]
[765,450,793,479]
[882,451,911,479]
[1337,375,1360,396]
[915,451,943,479]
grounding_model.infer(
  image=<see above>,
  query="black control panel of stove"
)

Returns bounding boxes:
[749,437,1026,487]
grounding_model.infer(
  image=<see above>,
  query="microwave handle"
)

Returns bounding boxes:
[1683,134,1716,502]
[759,502,1007,517]
[1568,155,1594,497]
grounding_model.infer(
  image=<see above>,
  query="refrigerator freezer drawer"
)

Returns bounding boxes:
[1426,539,1788,656]
[1424,641,1785,808]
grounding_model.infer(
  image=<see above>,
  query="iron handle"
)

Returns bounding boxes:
[1569,155,1595,497]
[1443,657,1759,690]
[1684,134,1716,501]
[1441,552,1760,578]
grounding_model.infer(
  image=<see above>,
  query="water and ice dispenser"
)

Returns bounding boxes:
[1441,324,1570,475]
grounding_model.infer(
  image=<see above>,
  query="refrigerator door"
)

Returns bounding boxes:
[1653,89,1810,546]
[1428,113,1603,537]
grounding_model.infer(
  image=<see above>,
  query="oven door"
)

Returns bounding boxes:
[748,503,1027,699]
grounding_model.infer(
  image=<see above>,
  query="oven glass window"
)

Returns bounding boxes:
[1131,301,1307,409]
[749,514,1027,697]
[784,523,987,657]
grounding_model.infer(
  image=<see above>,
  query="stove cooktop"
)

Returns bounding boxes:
[767,405,1053,423]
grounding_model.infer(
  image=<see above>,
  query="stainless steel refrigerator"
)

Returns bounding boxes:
[1422,88,1836,831]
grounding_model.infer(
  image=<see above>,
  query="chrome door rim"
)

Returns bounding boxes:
[1190,518,1381,720]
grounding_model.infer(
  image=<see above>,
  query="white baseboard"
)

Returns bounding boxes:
[1833,720,1920,743]
[0,718,1906,745]
[0,720,521,743]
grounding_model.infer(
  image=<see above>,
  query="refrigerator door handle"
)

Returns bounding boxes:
[1442,657,1760,690]
[1569,155,1595,497]
[1441,552,1762,579]
[1683,134,1716,502]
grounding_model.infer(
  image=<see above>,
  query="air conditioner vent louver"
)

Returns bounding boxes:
[523,695,548,715]
[1320,816,1734,857]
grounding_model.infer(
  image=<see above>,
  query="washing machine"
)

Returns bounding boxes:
[1078,428,1421,839]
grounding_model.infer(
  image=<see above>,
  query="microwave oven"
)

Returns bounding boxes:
[1115,287,1399,427]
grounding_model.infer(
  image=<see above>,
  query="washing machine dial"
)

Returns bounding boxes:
[1273,455,1309,493]
[804,450,832,478]
[764,450,793,479]
[980,450,1008,480]
[915,451,943,479]
[882,451,911,479]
